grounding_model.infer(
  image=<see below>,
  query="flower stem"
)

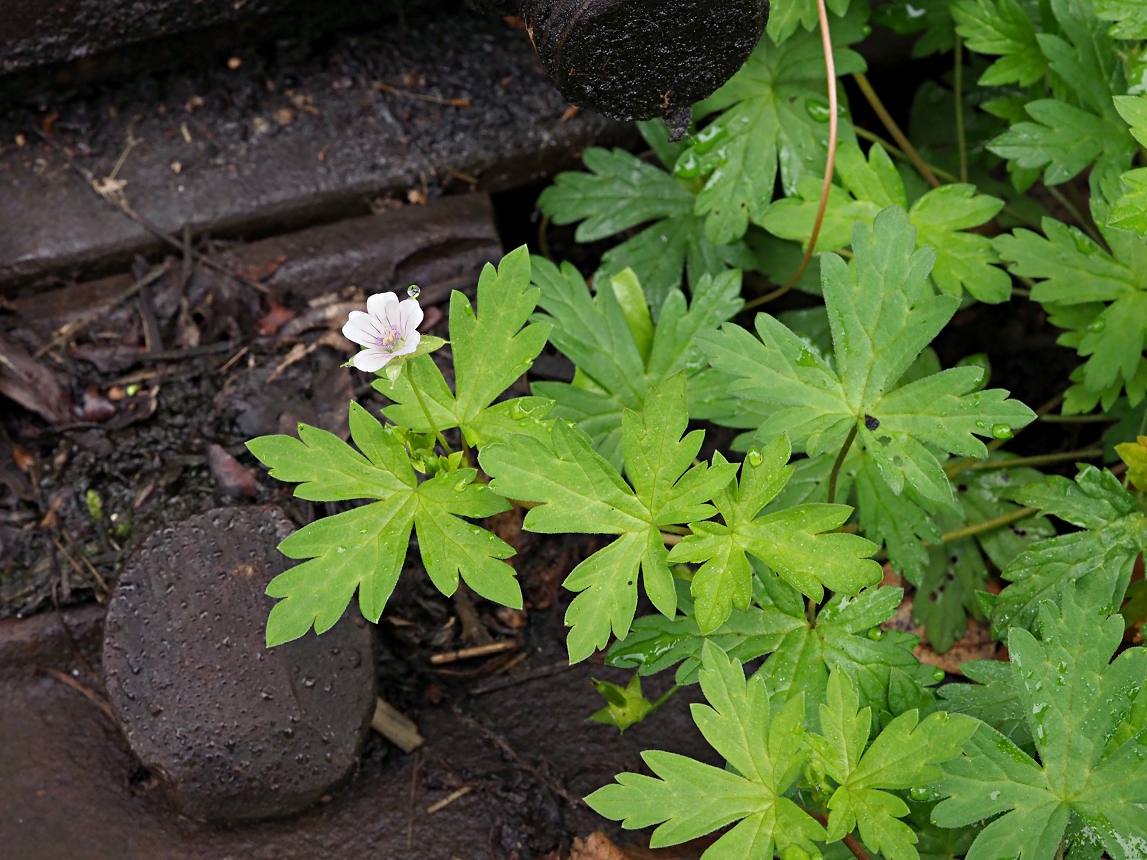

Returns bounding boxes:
[649,684,680,715]
[828,423,859,505]
[407,361,453,456]
[955,36,968,183]
[938,506,1038,545]
[944,447,1103,476]
[852,72,941,188]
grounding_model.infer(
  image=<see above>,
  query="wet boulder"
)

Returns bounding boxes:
[102,506,377,823]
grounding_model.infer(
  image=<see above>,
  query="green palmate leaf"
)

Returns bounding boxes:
[762,142,1011,302]
[766,0,854,45]
[933,582,1147,860]
[374,246,554,447]
[668,434,881,632]
[990,464,1147,637]
[676,7,868,245]
[982,0,1135,186]
[938,659,1033,748]
[1109,168,1147,235]
[952,0,1047,86]
[587,642,826,860]
[808,672,976,860]
[247,402,518,646]
[1094,0,1147,39]
[995,169,1147,408]
[609,566,930,723]
[529,259,742,470]
[536,138,736,308]
[872,0,956,57]
[701,206,1035,511]
[481,374,737,662]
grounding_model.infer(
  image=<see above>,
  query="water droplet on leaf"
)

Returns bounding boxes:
[867,627,885,641]
[1087,317,1105,333]
[991,424,1013,439]
[746,449,764,467]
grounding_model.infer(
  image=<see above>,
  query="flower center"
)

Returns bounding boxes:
[377,325,403,352]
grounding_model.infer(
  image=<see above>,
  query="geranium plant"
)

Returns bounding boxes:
[248,0,1147,857]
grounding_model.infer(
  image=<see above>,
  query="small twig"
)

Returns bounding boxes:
[33,129,269,294]
[35,665,114,720]
[954,36,968,183]
[453,583,493,646]
[51,580,94,675]
[215,345,251,375]
[430,640,517,665]
[937,506,1039,545]
[744,0,838,311]
[427,785,473,814]
[373,80,470,107]
[828,423,859,504]
[538,214,553,262]
[469,659,576,696]
[35,264,169,358]
[454,707,585,807]
[944,448,1103,476]
[852,72,941,188]
[56,532,108,596]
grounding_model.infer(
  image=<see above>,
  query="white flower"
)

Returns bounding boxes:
[342,292,423,373]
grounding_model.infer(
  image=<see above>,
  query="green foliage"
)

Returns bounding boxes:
[374,247,554,447]
[248,403,517,645]
[977,0,1137,186]
[528,260,741,470]
[987,464,1147,637]
[589,645,972,859]
[482,374,737,662]
[761,142,1012,302]
[589,675,657,732]
[934,582,1147,860]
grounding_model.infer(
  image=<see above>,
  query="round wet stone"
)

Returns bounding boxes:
[102,505,377,823]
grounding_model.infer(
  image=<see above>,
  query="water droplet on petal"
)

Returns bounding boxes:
[407,285,421,299]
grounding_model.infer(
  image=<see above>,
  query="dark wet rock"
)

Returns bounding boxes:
[101,506,378,823]
[0,13,632,289]
[523,0,768,122]
[0,0,437,78]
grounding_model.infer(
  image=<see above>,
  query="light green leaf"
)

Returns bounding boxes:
[374,246,554,447]
[587,642,827,859]
[952,0,1046,86]
[482,374,737,662]
[934,583,1147,860]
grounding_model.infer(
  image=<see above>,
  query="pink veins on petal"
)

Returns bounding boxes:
[342,292,423,372]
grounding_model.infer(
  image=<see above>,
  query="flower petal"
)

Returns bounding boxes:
[366,292,400,323]
[343,311,383,347]
[396,298,424,336]
[351,348,391,373]
[391,330,421,358]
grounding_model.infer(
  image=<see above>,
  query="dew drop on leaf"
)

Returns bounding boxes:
[992,424,1013,439]
[407,285,421,299]
[1087,317,1105,333]
[933,668,945,681]
[867,627,885,641]
[746,449,764,467]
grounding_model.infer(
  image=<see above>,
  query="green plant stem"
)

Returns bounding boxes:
[944,447,1103,476]
[955,36,968,183]
[800,806,873,860]
[407,362,453,455]
[1045,184,1106,248]
[649,684,680,715]
[853,127,955,183]
[937,506,1039,545]
[852,72,941,188]
[1038,413,1116,424]
[828,423,859,504]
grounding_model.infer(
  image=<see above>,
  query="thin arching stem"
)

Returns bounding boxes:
[853,72,941,188]
[747,0,840,311]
